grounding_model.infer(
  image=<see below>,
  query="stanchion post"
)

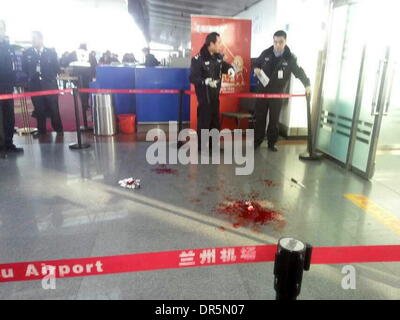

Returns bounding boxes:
[177,89,184,149]
[299,94,323,161]
[274,237,313,300]
[0,99,6,159]
[77,74,92,132]
[69,87,90,150]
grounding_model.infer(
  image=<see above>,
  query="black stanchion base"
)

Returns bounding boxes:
[80,126,93,132]
[299,151,323,161]
[69,143,91,150]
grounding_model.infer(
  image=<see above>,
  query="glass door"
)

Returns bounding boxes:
[378,52,400,151]
[315,0,399,179]
[316,1,365,164]
[349,47,392,178]
[373,46,400,191]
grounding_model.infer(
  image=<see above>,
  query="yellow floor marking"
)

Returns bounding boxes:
[345,194,400,236]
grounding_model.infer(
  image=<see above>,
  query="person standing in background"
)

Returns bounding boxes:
[22,31,63,136]
[99,50,112,65]
[89,50,97,79]
[68,43,94,114]
[0,20,23,154]
[143,47,160,67]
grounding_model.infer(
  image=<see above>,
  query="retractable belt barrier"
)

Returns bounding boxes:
[0,87,309,154]
[0,89,73,101]
[77,88,306,99]
[0,244,399,284]
[0,88,306,101]
[0,87,315,162]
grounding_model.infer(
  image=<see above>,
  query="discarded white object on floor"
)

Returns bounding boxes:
[118,178,141,190]
[245,201,255,213]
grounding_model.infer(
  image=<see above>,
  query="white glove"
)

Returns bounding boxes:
[209,80,218,88]
[254,68,261,76]
[205,78,217,88]
[228,68,235,80]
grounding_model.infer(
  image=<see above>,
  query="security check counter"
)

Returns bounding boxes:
[92,66,191,130]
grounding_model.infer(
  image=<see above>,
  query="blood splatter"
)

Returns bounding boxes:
[190,198,202,204]
[218,226,226,232]
[263,179,278,187]
[205,186,220,192]
[215,198,285,231]
[151,165,178,175]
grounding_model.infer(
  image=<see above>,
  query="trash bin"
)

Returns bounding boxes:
[92,94,117,136]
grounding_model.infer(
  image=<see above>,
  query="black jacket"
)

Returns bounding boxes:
[0,39,16,92]
[190,44,233,100]
[22,47,60,91]
[254,45,310,92]
[145,54,160,67]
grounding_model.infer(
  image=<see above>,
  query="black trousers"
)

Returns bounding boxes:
[0,97,15,148]
[31,94,63,133]
[197,88,220,149]
[254,97,284,146]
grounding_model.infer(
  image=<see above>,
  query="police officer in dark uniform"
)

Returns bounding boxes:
[253,30,311,151]
[22,31,63,135]
[0,20,23,154]
[189,32,235,152]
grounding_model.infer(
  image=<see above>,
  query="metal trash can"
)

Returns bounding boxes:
[92,94,117,136]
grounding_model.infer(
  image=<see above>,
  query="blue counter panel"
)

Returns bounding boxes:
[95,66,136,115]
[134,67,190,122]
[93,66,190,122]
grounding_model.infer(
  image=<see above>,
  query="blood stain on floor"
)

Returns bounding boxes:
[151,165,178,175]
[205,186,220,192]
[263,179,279,187]
[215,197,285,232]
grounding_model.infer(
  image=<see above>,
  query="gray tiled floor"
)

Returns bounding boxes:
[0,133,399,300]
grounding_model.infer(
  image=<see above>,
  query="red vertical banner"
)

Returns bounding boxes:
[190,15,252,130]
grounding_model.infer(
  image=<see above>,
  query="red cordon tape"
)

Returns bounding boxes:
[184,90,306,99]
[0,89,72,101]
[0,244,399,283]
[0,88,307,101]
[78,88,181,95]
[79,88,306,99]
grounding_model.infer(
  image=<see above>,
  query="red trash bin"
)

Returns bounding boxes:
[118,114,136,134]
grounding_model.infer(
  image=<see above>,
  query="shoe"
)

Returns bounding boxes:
[6,144,24,153]
[268,145,278,152]
[254,141,263,149]
[0,147,6,158]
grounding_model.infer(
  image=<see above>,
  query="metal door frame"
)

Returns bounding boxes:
[314,0,391,180]
[351,48,391,179]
